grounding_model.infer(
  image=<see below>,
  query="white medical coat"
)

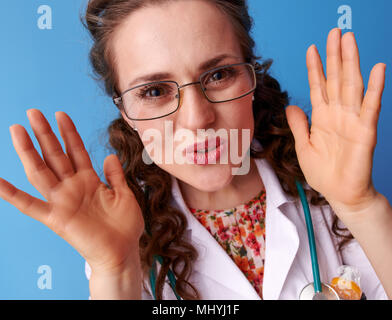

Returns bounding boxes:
[85,155,388,300]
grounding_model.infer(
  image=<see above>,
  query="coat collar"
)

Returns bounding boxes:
[170,141,300,299]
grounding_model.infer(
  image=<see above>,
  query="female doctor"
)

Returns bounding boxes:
[1,0,391,300]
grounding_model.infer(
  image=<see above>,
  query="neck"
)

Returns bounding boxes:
[178,157,264,211]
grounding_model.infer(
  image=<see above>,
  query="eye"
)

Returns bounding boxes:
[211,71,224,81]
[144,86,165,98]
[208,70,227,83]
[204,67,236,85]
[136,83,175,99]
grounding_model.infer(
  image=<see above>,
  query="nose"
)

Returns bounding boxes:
[176,82,216,131]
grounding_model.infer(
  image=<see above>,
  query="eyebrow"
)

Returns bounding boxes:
[127,53,241,88]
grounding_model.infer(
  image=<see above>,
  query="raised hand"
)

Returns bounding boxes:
[285,28,386,216]
[0,109,145,276]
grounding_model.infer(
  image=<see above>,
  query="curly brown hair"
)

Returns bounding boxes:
[81,0,353,300]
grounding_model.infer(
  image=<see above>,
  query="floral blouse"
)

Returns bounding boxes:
[189,189,267,299]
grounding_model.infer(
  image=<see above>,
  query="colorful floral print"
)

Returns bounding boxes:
[189,189,266,299]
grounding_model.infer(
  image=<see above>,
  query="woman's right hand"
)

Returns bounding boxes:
[0,109,145,277]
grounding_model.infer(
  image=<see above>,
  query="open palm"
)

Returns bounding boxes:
[0,109,144,274]
[286,28,386,212]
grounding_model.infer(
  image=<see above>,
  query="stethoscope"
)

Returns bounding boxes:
[147,180,341,300]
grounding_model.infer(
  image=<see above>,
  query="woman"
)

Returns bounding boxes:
[0,0,391,300]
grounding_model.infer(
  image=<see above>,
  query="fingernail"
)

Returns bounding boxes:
[9,124,16,135]
[55,111,63,118]
[26,108,37,119]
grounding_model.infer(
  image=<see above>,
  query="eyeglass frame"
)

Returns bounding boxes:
[112,61,262,121]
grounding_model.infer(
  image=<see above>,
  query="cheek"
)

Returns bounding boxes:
[220,101,255,157]
[218,99,255,130]
[138,125,164,158]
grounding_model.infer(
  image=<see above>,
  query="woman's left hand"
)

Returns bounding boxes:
[285,27,386,216]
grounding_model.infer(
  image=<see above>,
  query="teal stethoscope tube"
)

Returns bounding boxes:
[295,179,323,293]
[144,184,181,300]
[148,180,321,299]
[149,254,181,300]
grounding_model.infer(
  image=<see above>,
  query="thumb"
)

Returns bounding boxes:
[103,154,128,191]
[285,105,310,154]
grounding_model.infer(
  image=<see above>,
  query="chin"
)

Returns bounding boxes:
[179,163,235,192]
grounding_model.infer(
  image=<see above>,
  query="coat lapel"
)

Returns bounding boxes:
[171,175,261,299]
[254,158,300,300]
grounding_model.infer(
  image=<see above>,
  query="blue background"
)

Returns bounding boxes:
[0,0,390,299]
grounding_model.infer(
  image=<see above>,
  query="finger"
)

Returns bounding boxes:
[285,105,310,155]
[307,44,328,106]
[103,154,128,192]
[9,124,59,198]
[55,112,94,172]
[0,177,51,223]
[341,32,364,112]
[360,63,386,129]
[326,28,343,104]
[27,109,75,181]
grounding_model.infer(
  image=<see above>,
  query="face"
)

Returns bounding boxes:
[111,0,255,192]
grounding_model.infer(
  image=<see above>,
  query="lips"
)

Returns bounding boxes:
[184,136,221,154]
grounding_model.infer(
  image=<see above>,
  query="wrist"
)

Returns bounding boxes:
[328,185,378,216]
[331,192,392,233]
[89,244,141,275]
[89,253,143,300]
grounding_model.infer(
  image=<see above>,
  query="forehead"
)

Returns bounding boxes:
[111,0,243,91]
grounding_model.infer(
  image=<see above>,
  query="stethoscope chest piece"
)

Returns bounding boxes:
[299,282,340,300]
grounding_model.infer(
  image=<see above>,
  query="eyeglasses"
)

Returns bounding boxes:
[113,62,261,121]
